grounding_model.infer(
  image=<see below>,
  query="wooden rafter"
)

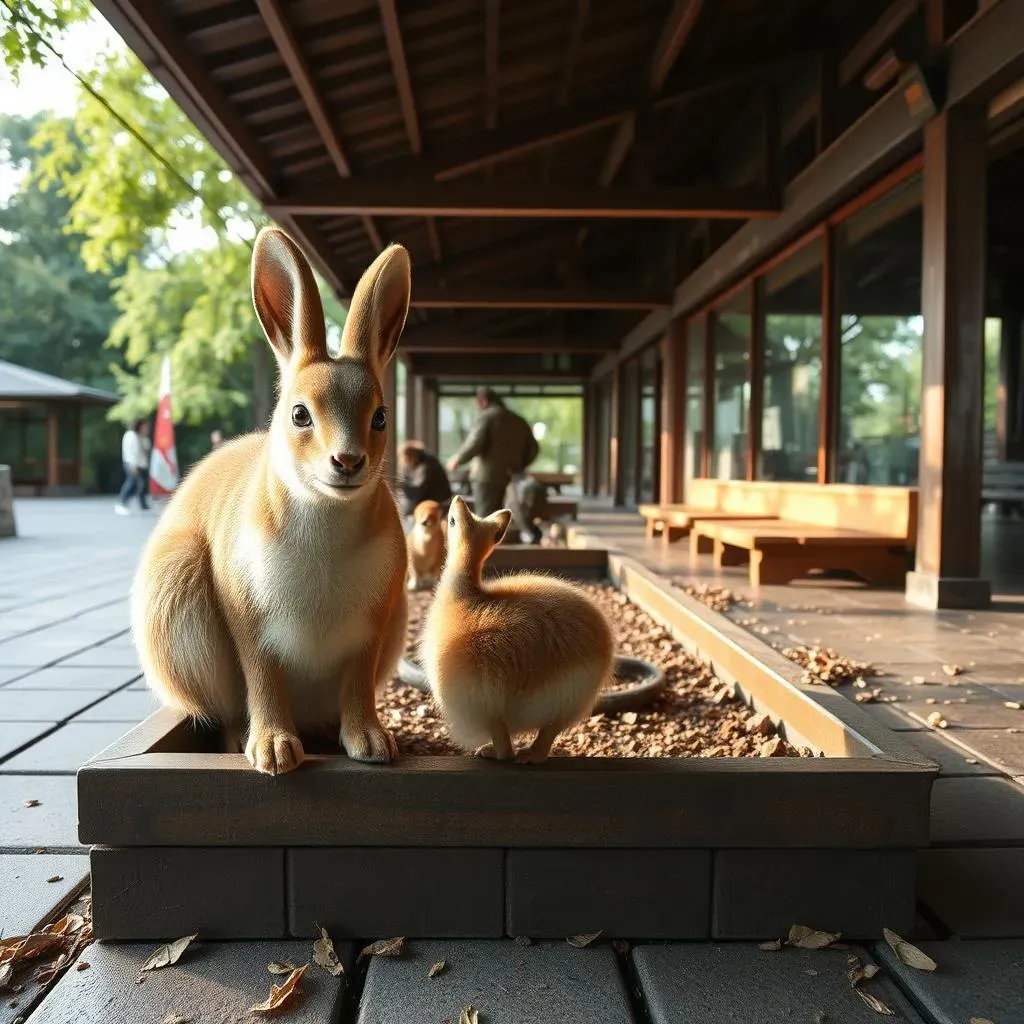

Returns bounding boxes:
[650,0,706,92]
[377,0,422,154]
[409,287,667,311]
[267,182,779,220]
[485,0,501,130]
[400,330,619,353]
[255,0,382,253]
[558,0,591,105]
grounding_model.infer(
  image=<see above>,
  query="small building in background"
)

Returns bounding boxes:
[0,359,119,495]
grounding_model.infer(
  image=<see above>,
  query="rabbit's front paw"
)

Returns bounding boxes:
[341,722,399,763]
[246,729,304,775]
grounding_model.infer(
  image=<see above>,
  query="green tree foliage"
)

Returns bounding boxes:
[0,0,90,78]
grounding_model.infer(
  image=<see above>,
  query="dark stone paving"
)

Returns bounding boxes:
[632,943,925,1023]
[875,939,1024,1024]
[2,721,133,772]
[0,774,83,851]
[22,940,346,1024]
[0,853,89,936]
[75,689,157,722]
[357,940,633,1024]
[0,689,116,723]
[0,667,139,690]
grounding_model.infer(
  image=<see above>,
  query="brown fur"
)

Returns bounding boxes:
[419,496,613,763]
[406,500,446,590]
[132,228,411,775]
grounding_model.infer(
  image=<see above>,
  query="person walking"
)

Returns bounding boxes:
[399,440,452,519]
[210,429,225,450]
[114,418,152,515]
[446,387,538,518]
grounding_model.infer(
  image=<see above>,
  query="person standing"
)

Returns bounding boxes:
[210,429,225,450]
[446,387,538,518]
[114,418,151,515]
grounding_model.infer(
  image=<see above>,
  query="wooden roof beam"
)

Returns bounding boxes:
[377,0,422,155]
[267,182,779,220]
[400,330,619,354]
[485,0,501,130]
[408,287,667,311]
[650,0,706,93]
[558,0,592,105]
[256,0,382,253]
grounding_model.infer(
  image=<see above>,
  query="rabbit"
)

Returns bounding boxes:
[130,227,411,775]
[407,499,446,591]
[419,495,613,763]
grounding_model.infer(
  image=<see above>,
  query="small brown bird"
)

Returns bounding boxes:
[420,496,613,763]
[406,499,446,591]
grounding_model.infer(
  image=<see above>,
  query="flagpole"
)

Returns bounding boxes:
[149,356,180,499]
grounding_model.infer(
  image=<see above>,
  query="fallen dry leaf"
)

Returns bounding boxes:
[883,928,937,972]
[942,664,962,677]
[758,939,782,951]
[926,712,948,729]
[621,711,638,725]
[459,1006,479,1024]
[428,960,446,978]
[0,932,64,967]
[22,799,40,808]
[566,932,602,948]
[267,962,296,976]
[358,937,405,961]
[75,962,89,972]
[46,875,63,884]
[249,964,308,1016]
[312,927,344,977]
[856,989,895,1015]
[141,934,197,972]
[0,964,11,989]
[44,914,84,937]
[970,1018,995,1024]
[787,925,841,950]
[1005,701,1022,711]
[163,1015,191,1024]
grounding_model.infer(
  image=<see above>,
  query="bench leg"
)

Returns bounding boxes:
[645,517,660,539]
[713,538,749,571]
[751,546,909,588]
[662,524,687,549]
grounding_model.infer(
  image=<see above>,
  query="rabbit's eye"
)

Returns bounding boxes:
[291,404,312,428]
[449,516,455,527]
[371,406,387,432]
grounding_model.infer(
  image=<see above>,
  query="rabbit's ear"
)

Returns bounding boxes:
[485,509,512,545]
[252,227,328,369]
[339,243,410,376]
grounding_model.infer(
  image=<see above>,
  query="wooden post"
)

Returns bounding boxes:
[701,315,714,478]
[905,102,991,609]
[818,226,840,483]
[421,378,439,453]
[581,385,593,495]
[999,303,1023,461]
[383,357,397,480]
[46,406,59,492]
[660,319,686,504]
[609,366,621,504]
[747,284,764,481]
[815,50,839,156]
[402,362,417,447]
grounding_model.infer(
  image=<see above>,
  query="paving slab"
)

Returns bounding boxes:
[896,692,1024,729]
[2,721,131,773]
[74,689,159,722]
[91,847,286,939]
[0,666,31,685]
[1,666,139,690]
[712,850,916,939]
[632,943,925,1024]
[357,939,633,1024]
[0,689,111,723]
[0,853,89,936]
[941,727,1024,776]
[874,939,1024,1024]
[930,776,1024,845]
[918,848,1024,937]
[22,939,345,1024]
[57,646,140,668]
[902,729,1003,776]
[0,721,55,761]
[506,849,710,938]
[289,848,504,938]
[0,775,82,851]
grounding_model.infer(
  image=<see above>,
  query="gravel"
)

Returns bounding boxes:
[380,583,804,759]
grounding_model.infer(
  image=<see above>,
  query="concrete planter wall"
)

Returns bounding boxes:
[79,547,936,943]
[0,466,16,538]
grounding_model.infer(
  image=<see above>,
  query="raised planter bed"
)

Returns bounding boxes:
[79,545,936,943]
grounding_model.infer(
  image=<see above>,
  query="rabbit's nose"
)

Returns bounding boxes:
[331,452,366,475]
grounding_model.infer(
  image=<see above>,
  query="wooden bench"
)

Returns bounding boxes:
[531,471,576,492]
[982,461,1024,513]
[638,480,783,549]
[689,483,917,587]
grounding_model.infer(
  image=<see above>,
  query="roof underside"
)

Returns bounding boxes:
[0,360,120,404]
[94,0,910,380]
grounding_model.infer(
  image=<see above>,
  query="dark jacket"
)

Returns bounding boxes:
[451,402,539,483]
[401,451,452,516]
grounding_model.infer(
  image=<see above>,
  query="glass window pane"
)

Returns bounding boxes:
[836,174,922,486]
[685,318,705,484]
[759,238,823,482]
[620,359,640,505]
[639,345,660,503]
[713,286,751,480]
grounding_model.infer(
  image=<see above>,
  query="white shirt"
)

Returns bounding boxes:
[122,430,150,470]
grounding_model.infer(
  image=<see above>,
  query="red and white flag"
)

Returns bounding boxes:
[149,356,180,497]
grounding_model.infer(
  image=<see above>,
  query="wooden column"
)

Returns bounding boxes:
[999,304,1024,461]
[660,319,686,504]
[581,385,593,495]
[421,378,439,453]
[609,366,621,504]
[906,102,991,609]
[383,357,398,477]
[747,285,764,481]
[46,407,59,492]
[402,362,417,447]
[818,226,840,483]
[701,315,714,478]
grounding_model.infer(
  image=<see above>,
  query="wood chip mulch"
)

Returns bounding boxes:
[380,585,810,759]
